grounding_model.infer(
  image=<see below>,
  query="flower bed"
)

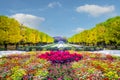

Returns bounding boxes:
[0,52,50,80]
[72,52,120,80]
[38,51,83,64]
[0,51,120,80]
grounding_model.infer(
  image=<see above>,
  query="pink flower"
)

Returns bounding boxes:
[38,51,83,64]
[57,78,62,80]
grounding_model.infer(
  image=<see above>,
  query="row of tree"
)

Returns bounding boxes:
[0,15,54,49]
[68,16,120,47]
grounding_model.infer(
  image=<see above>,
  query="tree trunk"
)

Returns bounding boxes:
[23,44,25,47]
[28,43,30,46]
[115,45,118,49]
[4,44,7,50]
[33,44,35,46]
[16,43,19,50]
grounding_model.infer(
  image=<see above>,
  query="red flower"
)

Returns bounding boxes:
[38,51,83,64]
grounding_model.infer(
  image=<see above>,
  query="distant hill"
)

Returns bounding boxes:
[53,36,67,43]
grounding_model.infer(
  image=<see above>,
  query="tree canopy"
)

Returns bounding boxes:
[0,15,54,48]
[68,16,120,46]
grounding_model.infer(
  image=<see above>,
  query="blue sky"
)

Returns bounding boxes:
[0,0,120,37]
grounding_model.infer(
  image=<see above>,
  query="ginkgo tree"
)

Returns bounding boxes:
[0,15,54,50]
[68,16,120,48]
[0,16,22,49]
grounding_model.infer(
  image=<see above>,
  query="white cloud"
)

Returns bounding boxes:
[73,27,85,33]
[10,13,45,28]
[48,2,62,8]
[76,4,115,17]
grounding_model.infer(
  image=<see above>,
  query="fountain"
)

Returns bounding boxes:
[57,41,64,48]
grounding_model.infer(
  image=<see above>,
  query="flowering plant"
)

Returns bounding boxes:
[38,51,83,64]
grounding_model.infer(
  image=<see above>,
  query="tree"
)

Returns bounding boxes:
[0,15,54,50]
[0,16,22,49]
[68,16,120,48]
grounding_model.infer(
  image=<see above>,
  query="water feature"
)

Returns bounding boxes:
[57,41,64,48]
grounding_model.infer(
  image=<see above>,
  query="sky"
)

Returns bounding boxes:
[0,0,120,37]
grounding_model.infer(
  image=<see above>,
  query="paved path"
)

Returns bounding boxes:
[91,50,120,56]
[0,51,26,58]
